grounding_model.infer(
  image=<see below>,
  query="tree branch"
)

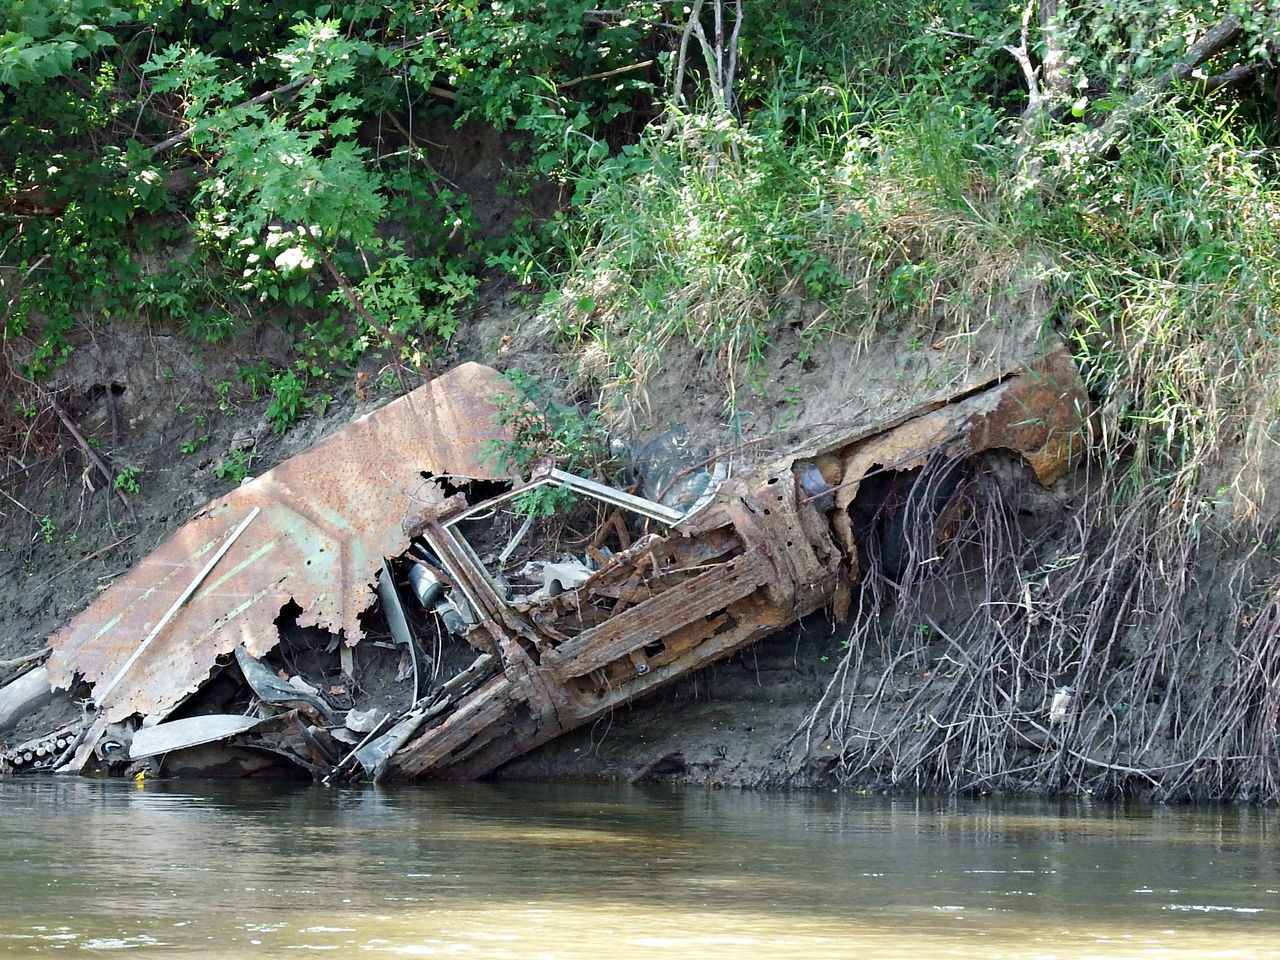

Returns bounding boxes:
[149,75,314,157]
[1004,0,1041,129]
[1005,0,1045,186]
[557,59,655,90]
[723,0,743,117]
[1197,62,1261,94]
[1027,14,1249,192]
[1076,14,1243,153]
[1167,14,1244,86]
[688,17,724,109]
[51,401,135,516]
[669,0,704,110]
[307,237,430,377]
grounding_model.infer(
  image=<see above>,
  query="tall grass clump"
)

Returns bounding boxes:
[541,105,862,422]
[796,100,1280,801]
[1044,101,1280,513]
[538,83,1038,426]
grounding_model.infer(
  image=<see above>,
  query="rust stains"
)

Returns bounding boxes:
[829,346,1087,562]
[964,346,1089,486]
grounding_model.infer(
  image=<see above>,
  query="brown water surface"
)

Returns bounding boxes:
[1,778,1277,958]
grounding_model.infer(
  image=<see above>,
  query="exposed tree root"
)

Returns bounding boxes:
[796,449,1280,802]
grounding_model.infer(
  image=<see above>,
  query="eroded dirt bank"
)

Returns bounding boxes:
[5,272,1280,800]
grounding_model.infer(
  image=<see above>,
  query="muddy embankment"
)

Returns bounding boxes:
[0,280,1081,784]
[5,270,1280,800]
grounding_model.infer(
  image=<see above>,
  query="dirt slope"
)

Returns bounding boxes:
[1,249,1078,788]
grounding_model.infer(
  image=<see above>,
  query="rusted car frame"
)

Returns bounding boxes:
[3,350,1088,780]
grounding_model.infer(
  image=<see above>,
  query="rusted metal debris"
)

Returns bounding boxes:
[4,348,1089,781]
[41,361,514,772]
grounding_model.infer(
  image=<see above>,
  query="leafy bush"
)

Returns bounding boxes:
[214,448,254,483]
[264,368,307,434]
[112,465,141,494]
[1,0,673,408]
[486,368,607,478]
[484,368,611,518]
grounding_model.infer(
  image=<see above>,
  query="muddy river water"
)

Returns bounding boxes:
[1,778,1277,958]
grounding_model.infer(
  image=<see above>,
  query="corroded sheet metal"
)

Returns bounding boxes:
[834,348,1086,513]
[829,348,1087,560]
[964,346,1088,485]
[129,715,264,759]
[45,362,512,728]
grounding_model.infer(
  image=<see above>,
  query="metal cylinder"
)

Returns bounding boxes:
[434,598,469,636]
[407,563,445,609]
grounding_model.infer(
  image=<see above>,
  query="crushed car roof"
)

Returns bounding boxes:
[45,362,513,733]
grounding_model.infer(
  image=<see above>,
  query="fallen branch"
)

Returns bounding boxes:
[0,649,50,672]
[1196,62,1262,95]
[1053,14,1245,169]
[423,84,457,102]
[1167,15,1245,86]
[51,402,134,516]
[48,534,136,582]
[558,59,655,90]
[0,483,40,519]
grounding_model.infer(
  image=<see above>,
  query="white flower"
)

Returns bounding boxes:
[274,246,315,271]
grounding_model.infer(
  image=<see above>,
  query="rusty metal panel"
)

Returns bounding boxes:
[834,349,1087,513]
[963,346,1088,485]
[45,362,513,729]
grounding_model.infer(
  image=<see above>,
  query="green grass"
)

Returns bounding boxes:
[511,66,1277,527]
[1043,101,1280,511]
[522,87,1039,426]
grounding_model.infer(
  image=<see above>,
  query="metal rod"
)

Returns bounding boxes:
[548,469,687,525]
[322,712,390,784]
[95,506,261,705]
[443,469,688,530]
[496,514,534,566]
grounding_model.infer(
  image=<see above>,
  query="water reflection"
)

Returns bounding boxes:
[0,778,1277,957]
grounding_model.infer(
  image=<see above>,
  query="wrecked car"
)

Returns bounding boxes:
[0,352,1087,781]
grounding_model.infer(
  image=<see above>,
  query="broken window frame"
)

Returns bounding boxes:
[433,467,692,624]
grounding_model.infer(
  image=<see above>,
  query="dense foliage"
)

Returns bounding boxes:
[4,2,1275,413]
[1,0,674,424]
[3,0,1276,490]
